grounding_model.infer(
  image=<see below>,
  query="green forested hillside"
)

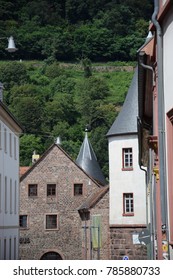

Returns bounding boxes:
[0,61,134,178]
[0,0,153,61]
[0,1,153,179]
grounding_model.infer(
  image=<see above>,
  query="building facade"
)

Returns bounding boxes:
[19,141,109,260]
[0,100,22,260]
[107,69,147,260]
[137,0,173,259]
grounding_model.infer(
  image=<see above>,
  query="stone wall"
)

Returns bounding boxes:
[80,190,110,260]
[110,227,147,260]
[19,144,109,260]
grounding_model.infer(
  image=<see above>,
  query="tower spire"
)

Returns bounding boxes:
[76,129,107,186]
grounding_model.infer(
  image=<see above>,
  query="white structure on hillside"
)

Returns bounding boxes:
[107,69,147,260]
[0,100,22,259]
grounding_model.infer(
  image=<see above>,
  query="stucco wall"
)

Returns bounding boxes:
[108,134,146,225]
[0,117,20,260]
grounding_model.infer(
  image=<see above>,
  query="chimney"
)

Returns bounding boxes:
[0,82,4,102]
[32,150,40,164]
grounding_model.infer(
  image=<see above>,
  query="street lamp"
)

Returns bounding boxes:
[5,36,18,52]
[0,36,18,102]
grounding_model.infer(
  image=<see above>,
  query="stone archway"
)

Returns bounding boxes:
[40,251,63,260]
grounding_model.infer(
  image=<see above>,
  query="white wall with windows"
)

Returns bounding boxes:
[108,134,146,225]
[0,105,21,260]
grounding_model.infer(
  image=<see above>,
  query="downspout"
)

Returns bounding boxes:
[152,0,169,259]
[138,55,155,259]
[137,113,152,259]
[138,55,155,87]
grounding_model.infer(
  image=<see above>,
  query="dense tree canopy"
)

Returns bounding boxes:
[0,0,153,61]
[0,1,153,178]
[0,60,133,177]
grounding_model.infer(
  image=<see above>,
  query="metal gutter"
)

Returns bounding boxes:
[152,0,169,259]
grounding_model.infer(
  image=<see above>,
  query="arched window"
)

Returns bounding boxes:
[40,251,62,260]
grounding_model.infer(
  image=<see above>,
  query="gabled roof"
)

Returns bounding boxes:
[77,186,109,212]
[76,132,107,186]
[0,100,23,133]
[106,68,138,137]
[20,142,103,188]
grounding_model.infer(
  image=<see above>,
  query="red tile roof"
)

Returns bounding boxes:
[20,166,30,177]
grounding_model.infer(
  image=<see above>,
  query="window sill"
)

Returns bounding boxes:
[122,213,134,216]
[45,228,59,231]
[122,168,133,171]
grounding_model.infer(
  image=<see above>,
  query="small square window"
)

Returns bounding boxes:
[74,183,83,196]
[28,184,37,196]
[47,184,56,196]
[46,215,57,229]
[19,215,27,228]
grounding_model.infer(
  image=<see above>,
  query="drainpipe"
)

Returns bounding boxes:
[139,55,155,87]
[138,54,157,259]
[152,0,169,259]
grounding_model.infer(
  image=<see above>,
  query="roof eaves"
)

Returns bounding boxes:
[0,100,23,132]
[77,186,109,211]
[20,142,103,188]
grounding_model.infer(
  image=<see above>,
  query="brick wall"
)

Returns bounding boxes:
[19,144,108,260]
[80,190,109,260]
[90,191,109,260]
[110,227,147,260]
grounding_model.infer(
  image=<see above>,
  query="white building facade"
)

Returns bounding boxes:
[109,135,146,226]
[0,101,22,259]
[107,69,147,260]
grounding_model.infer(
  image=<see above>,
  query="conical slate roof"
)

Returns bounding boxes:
[76,132,107,186]
[107,68,138,137]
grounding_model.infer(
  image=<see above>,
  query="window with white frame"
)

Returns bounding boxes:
[5,176,7,213]
[14,180,17,214]
[122,148,133,169]
[10,179,12,214]
[9,132,12,157]
[14,136,17,159]
[14,237,16,260]
[9,238,11,260]
[0,174,1,213]
[4,239,6,260]
[123,193,134,215]
[4,127,7,153]
[0,123,1,149]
